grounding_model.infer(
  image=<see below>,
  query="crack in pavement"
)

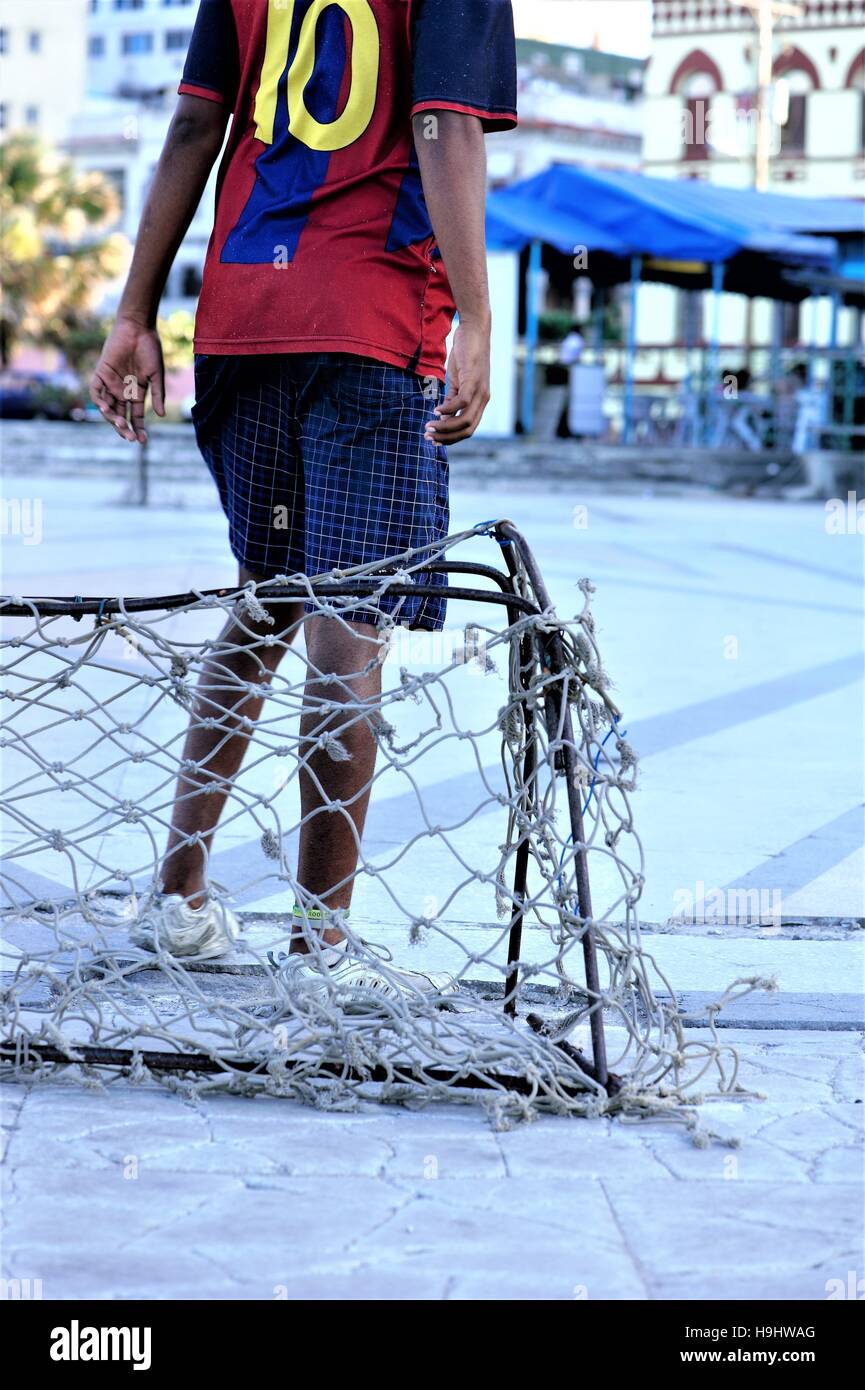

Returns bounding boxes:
[598,1178,655,1300]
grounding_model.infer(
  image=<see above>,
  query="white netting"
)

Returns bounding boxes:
[1,523,763,1131]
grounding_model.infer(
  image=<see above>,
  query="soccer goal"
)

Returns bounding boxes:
[0,520,745,1123]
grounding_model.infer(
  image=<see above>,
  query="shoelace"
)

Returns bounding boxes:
[267,934,394,973]
[143,880,235,915]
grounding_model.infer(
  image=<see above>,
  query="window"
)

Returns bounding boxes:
[678,73,718,164]
[773,63,815,158]
[683,96,710,161]
[779,92,807,155]
[0,28,8,55]
[24,105,39,127]
[28,31,41,53]
[163,1,194,7]
[114,1,145,10]
[670,52,723,164]
[675,290,704,346]
[89,35,106,57]
[165,29,192,50]
[122,32,154,54]
[781,302,801,347]
[0,104,7,130]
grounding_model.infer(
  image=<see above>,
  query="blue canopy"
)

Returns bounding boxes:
[486,164,859,269]
[487,186,631,257]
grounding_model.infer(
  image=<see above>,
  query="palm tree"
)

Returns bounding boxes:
[0,134,129,371]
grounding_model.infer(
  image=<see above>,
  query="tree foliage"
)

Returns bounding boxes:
[0,134,130,371]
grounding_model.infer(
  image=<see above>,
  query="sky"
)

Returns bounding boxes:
[511,0,653,60]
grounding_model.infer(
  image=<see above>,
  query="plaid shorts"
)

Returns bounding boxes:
[193,353,449,631]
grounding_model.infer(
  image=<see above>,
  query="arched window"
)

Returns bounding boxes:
[669,51,723,163]
[773,48,820,157]
[846,49,865,154]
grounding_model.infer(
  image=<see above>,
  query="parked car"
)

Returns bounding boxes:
[0,373,38,419]
[0,370,87,421]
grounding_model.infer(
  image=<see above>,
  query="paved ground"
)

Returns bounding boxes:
[1,1028,861,1301]
[1,423,862,1300]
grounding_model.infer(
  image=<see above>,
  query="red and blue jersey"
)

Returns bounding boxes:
[179,0,517,378]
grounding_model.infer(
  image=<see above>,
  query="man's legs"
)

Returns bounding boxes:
[294,615,382,948]
[160,568,303,909]
[159,570,381,947]
[151,353,448,980]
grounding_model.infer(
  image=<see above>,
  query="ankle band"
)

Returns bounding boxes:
[291,904,347,922]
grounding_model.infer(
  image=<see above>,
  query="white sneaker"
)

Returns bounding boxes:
[271,938,458,1014]
[130,894,240,960]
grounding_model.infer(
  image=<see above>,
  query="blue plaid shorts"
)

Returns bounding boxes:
[193,353,449,631]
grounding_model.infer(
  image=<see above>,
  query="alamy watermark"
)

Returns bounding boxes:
[49,1321,151,1370]
[824,492,864,535]
[0,496,43,545]
[1,1277,43,1299]
[670,881,783,929]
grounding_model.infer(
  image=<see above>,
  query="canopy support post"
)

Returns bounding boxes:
[592,285,604,353]
[829,275,840,355]
[623,255,640,444]
[806,291,818,389]
[703,261,724,445]
[770,300,783,420]
[521,239,542,436]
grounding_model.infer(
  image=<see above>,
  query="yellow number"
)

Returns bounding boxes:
[254,0,294,145]
[254,0,379,152]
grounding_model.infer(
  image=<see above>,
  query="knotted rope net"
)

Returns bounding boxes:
[1,522,760,1132]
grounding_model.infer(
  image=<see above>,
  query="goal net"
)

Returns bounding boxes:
[1,521,752,1127]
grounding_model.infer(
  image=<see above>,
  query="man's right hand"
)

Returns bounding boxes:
[89,317,166,444]
[424,318,491,446]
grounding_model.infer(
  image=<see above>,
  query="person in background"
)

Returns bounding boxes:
[559,323,585,371]
[546,322,585,438]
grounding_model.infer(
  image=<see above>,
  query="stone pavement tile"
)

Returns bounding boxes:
[640,1095,863,1182]
[633,1117,811,1182]
[809,1100,863,1137]
[0,1167,411,1300]
[5,1169,612,1300]
[2,1085,431,1180]
[754,1108,861,1166]
[235,1266,460,1301]
[336,1109,507,1181]
[677,1096,860,1172]
[3,1246,243,1304]
[146,1104,396,1180]
[1,1028,861,1300]
[830,1052,864,1103]
[490,1112,674,1180]
[603,1179,863,1301]
[338,1176,646,1300]
[1,1084,212,1172]
[645,936,861,995]
[656,1258,852,1302]
[0,1082,31,1163]
[0,1166,250,1299]
[1,1156,646,1300]
[719,1032,862,1105]
[813,1146,864,1184]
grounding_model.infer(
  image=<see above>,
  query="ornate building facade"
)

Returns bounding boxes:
[634,0,863,382]
[644,0,865,196]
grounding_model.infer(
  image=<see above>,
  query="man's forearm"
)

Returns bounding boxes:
[118,98,228,327]
[413,111,490,325]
